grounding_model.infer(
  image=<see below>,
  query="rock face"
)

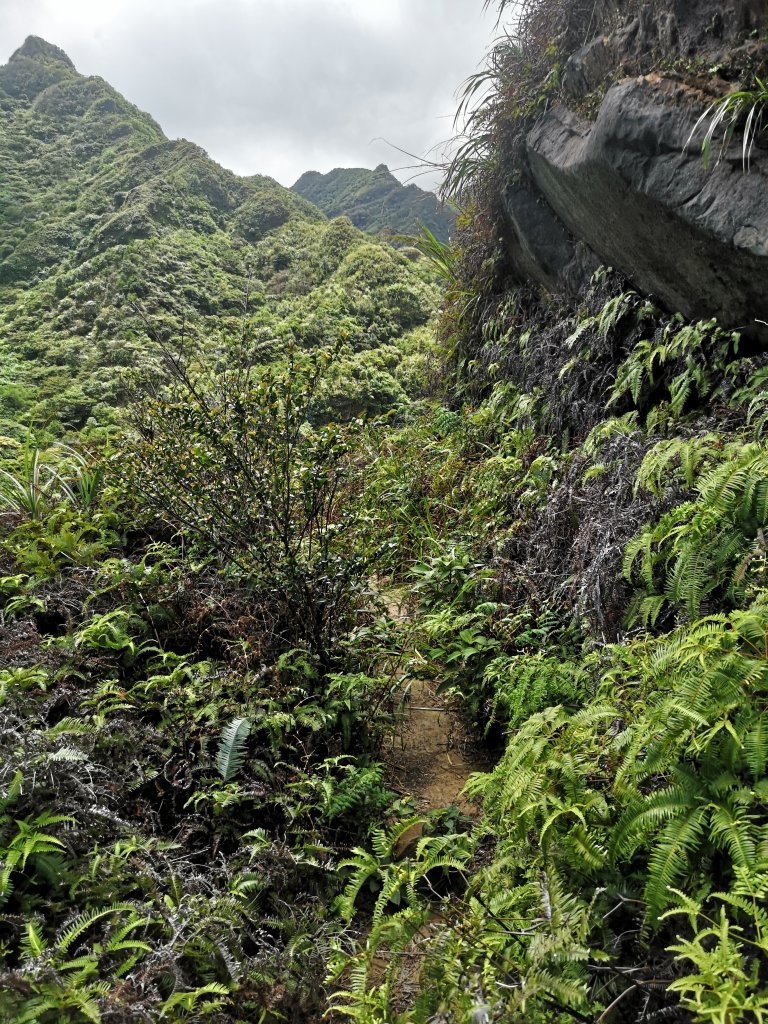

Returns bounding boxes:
[527,76,768,332]
[500,2,768,336]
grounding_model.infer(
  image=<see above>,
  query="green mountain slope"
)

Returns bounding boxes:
[5,6,768,1021]
[0,38,440,436]
[291,164,455,242]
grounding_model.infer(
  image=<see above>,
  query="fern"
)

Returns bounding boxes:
[609,316,739,414]
[664,865,768,1023]
[56,902,137,954]
[731,364,768,438]
[0,811,76,903]
[625,445,768,620]
[635,435,728,496]
[159,982,231,1016]
[20,920,48,960]
[215,717,251,781]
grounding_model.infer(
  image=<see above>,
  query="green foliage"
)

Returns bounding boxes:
[0,443,59,519]
[0,810,75,905]
[688,76,768,171]
[482,651,590,729]
[216,717,252,782]
[564,287,654,358]
[664,870,768,1023]
[0,349,404,1022]
[292,165,454,242]
[405,226,459,284]
[0,45,440,437]
[609,316,739,416]
[442,0,600,204]
[123,345,371,666]
[335,819,473,924]
[343,601,768,1021]
[410,544,491,609]
[0,436,103,520]
[634,434,728,496]
[609,605,768,917]
[5,15,768,1023]
[625,443,768,620]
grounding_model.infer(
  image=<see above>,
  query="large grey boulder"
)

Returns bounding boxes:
[521,74,768,335]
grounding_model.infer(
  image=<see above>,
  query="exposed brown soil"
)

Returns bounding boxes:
[381,664,491,1008]
[326,589,493,1019]
[387,675,489,813]
[380,588,490,848]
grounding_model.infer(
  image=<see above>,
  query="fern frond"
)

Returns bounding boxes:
[643,807,709,919]
[216,717,251,781]
[20,919,48,960]
[57,902,135,953]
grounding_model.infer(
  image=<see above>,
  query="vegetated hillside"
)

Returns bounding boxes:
[292,163,455,243]
[3,5,768,1024]
[323,2,768,1021]
[0,37,440,437]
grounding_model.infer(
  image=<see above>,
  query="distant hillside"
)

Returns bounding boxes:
[291,164,454,243]
[0,38,440,436]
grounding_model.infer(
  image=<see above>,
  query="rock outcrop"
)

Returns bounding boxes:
[501,1,768,336]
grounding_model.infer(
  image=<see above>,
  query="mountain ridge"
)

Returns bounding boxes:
[0,37,440,436]
[292,163,454,242]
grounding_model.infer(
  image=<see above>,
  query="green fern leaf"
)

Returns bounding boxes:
[216,717,251,781]
[57,902,135,953]
[644,807,708,919]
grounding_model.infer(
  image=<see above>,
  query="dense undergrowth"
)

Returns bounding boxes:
[3,2,768,1023]
[328,275,768,1022]
[5,259,768,1022]
[0,348,415,1022]
[322,1,768,1019]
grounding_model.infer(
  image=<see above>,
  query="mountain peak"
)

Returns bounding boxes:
[10,36,75,69]
[292,165,454,243]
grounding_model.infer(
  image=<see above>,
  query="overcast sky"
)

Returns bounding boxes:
[0,0,502,190]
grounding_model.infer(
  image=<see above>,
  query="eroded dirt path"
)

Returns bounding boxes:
[381,591,490,820]
[325,590,491,1018]
[353,590,492,1009]
[387,675,488,813]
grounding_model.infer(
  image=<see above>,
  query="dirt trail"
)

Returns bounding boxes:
[327,589,490,1018]
[387,675,488,814]
[381,591,490,822]
[353,590,491,1008]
